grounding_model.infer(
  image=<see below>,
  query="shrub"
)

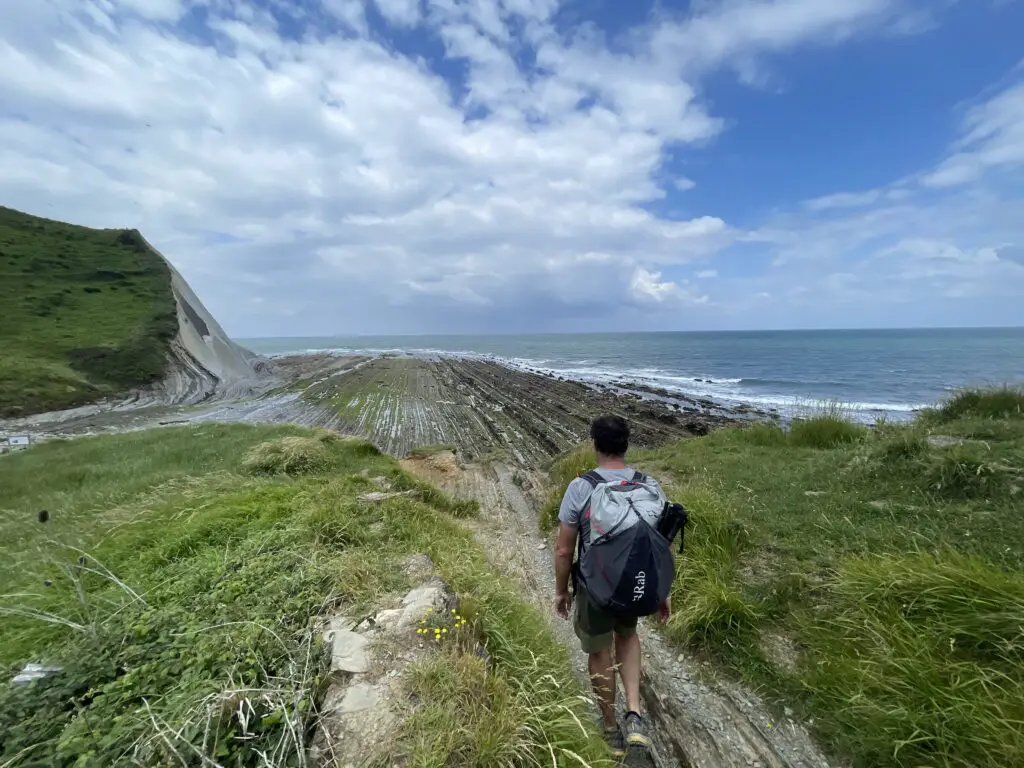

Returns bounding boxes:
[927,386,1024,422]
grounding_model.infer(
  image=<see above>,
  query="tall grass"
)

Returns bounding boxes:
[802,551,1024,767]
[926,386,1024,422]
[663,481,761,652]
[922,443,1015,499]
[789,403,867,449]
[735,422,788,447]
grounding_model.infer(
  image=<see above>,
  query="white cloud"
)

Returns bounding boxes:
[0,0,1015,334]
[321,0,369,34]
[650,0,908,73]
[923,80,1024,187]
[805,188,883,211]
[117,0,187,22]
[374,0,422,27]
[631,268,709,305]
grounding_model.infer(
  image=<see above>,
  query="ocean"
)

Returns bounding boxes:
[240,328,1024,419]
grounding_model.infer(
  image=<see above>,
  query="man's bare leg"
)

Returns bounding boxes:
[588,647,617,729]
[614,632,642,714]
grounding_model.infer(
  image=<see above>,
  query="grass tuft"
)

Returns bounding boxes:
[789,405,867,449]
[240,433,340,475]
[922,443,1014,500]
[874,428,930,463]
[926,385,1024,423]
[735,422,788,447]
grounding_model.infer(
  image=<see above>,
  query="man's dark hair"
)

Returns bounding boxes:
[591,415,630,457]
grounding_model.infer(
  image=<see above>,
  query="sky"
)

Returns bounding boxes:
[1,0,1023,337]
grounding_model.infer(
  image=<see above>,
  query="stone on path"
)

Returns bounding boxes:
[325,624,369,674]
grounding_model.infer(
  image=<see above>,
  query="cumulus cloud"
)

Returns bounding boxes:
[0,0,1018,334]
[631,268,708,305]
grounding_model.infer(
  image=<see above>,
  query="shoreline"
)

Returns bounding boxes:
[1,352,753,460]
[256,345,928,421]
[263,346,926,424]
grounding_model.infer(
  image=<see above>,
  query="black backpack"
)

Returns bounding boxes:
[573,471,688,618]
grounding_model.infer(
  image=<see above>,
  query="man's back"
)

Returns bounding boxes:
[553,415,662,757]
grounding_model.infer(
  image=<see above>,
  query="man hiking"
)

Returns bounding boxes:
[554,414,671,757]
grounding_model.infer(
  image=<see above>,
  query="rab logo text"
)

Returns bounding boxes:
[633,571,646,601]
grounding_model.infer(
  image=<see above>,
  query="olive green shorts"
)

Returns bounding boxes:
[573,586,638,654]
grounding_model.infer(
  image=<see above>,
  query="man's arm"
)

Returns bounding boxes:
[555,522,577,595]
[554,521,578,618]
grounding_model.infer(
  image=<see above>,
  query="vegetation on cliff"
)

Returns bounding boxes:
[0,206,178,417]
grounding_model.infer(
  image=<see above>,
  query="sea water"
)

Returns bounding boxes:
[241,328,1024,420]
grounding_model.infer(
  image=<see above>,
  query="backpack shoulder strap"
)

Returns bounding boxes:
[574,471,604,565]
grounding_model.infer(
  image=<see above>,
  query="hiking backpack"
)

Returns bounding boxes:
[575,471,676,618]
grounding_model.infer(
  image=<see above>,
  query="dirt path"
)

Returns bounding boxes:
[403,452,836,768]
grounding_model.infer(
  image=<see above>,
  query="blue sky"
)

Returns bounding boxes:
[1,0,1022,335]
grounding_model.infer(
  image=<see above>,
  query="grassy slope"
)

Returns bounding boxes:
[544,388,1024,768]
[0,425,607,766]
[0,206,178,417]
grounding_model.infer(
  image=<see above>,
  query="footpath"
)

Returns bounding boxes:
[402,450,835,768]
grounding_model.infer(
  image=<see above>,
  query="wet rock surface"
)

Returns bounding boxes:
[303,356,747,464]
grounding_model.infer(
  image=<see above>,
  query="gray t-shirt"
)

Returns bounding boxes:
[558,468,643,550]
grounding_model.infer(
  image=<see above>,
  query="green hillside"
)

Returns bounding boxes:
[0,425,605,765]
[0,207,178,417]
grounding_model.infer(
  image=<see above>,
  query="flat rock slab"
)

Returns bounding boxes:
[337,682,378,714]
[325,623,370,674]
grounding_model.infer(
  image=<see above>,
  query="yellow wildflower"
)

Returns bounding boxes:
[442,628,448,634]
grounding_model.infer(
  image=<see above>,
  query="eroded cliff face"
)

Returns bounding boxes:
[143,238,271,405]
